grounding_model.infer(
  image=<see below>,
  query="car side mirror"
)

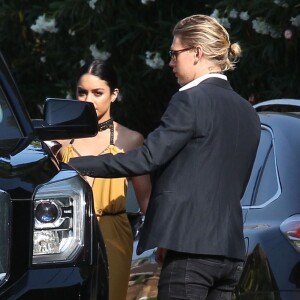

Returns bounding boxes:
[33,98,98,140]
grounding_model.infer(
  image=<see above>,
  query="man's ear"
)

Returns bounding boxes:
[194,47,202,65]
[196,46,203,57]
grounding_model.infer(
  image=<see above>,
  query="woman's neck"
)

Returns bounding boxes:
[98,118,113,132]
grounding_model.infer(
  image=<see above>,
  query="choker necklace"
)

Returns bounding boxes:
[98,118,113,132]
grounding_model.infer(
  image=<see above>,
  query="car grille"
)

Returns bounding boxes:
[0,190,10,285]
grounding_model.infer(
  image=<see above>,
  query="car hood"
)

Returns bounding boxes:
[0,138,59,198]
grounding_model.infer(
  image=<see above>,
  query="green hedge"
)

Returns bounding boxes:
[0,0,299,136]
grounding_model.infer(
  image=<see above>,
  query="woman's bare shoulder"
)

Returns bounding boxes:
[114,123,144,151]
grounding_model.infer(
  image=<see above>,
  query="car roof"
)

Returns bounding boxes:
[254,98,300,114]
[254,99,300,129]
[255,99,300,155]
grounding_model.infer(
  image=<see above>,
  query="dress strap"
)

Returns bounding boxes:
[110,125,114,145]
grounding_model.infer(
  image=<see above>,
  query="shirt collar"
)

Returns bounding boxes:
[179,73,227,91]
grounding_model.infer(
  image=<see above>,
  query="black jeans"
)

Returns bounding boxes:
[158,250,243,300]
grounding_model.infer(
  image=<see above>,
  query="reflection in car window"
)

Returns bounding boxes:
[0,86,22,140]
[241,127,279,207]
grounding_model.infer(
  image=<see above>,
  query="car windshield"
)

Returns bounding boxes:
[0,86,22,140]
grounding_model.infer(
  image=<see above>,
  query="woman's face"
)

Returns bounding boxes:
[76,73,118,121]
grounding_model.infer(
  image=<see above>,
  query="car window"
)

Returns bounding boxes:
[0,86,22,140]
[241,127,280,207]
[126,180,140,213]
[253,141,279,206]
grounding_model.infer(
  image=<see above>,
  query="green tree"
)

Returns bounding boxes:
[0,0,299,136]
[213,0,300,104]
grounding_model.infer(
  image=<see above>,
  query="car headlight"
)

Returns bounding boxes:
[32,175,87,264]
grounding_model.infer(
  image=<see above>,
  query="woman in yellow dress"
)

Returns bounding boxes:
[56,59,151,300]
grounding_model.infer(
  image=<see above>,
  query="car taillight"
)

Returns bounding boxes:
[32,175,87,264]
[280,215,300,252]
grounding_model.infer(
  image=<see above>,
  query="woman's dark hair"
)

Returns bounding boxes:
[76,59,118,92]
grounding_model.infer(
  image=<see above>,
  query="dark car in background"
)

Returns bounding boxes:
[0,52,108,300]
[126,99,300,300]
[236,99,300,300]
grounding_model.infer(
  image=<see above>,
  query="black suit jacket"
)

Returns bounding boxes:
[70,78,261,260]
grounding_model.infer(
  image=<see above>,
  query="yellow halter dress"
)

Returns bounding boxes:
[61,127,133,300]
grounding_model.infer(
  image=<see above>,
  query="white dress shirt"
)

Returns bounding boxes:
[179,73,227,91]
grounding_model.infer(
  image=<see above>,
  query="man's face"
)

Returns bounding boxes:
[169,36,197,87]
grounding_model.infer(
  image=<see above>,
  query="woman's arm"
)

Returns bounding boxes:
[131,174,151,214]
[120,127,152,214]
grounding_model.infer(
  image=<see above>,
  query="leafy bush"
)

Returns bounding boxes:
[0,0,299,135]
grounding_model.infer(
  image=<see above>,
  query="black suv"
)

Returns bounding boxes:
[0,53,108,299]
